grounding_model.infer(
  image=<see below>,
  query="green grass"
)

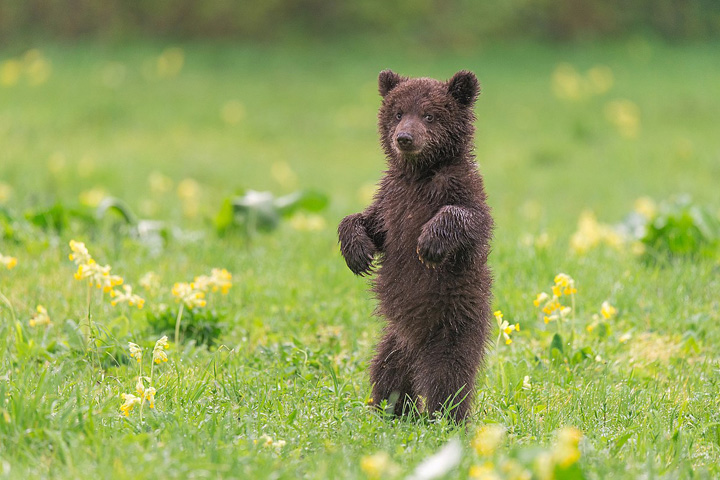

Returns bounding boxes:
[1,38,720,479]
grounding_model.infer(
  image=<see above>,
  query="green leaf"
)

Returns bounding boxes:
[550,333,564,356]
[276,190,329,216]
[96,197,138,225]
[214,197,235,235]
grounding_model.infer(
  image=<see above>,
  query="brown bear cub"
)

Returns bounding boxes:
[338,70,493,422]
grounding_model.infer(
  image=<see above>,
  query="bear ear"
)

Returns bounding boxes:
[447,70,480,107]
[378,70,405,97]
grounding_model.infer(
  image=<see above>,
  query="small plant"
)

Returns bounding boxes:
[640,195,720,261]
[120,335,170,421]
[171,268,232,345]
[214,189,328,236]
[68,240,144,345]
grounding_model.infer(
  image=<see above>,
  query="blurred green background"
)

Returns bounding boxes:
[2,0,719,42]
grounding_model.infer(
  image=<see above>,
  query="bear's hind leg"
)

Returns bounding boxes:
[370,331,417,417]
[412,328,484,422]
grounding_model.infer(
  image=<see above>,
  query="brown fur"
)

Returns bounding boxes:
[338,70,493,422]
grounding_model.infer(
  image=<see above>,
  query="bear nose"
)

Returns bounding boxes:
[396,132,413,148]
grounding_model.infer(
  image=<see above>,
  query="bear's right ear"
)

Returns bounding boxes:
[448,70,480,107]
[378,70,405,97]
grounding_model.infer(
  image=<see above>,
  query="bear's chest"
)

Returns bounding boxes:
[380,175,450,253]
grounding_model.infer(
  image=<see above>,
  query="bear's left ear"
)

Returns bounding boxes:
[447,70,480,107]
[379,70,406,97]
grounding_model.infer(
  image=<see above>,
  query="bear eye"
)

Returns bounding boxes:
[424,114,434,123]
[395,112,403,120]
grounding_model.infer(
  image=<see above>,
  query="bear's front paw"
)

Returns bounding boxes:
[338,214,376,276]
[416,233,447,268]
[344,236,376,275]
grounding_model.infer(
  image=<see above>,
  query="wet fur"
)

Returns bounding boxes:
[338,70,493,422]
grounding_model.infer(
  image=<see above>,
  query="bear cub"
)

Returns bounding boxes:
[338,70,493,422]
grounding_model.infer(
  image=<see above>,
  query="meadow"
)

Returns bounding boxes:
[1,38,720,479]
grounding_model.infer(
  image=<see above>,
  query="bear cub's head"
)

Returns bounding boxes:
[378,70,480,171]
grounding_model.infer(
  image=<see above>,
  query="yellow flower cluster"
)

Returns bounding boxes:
[0,253,17,270]
[360,451,399,480]
[0,49,52,87]
[152,335,169,364]
[255,434,286,450]
[139,271,160,292]
[470,426,533,479]
[120,336,170,417]
[69,240,124,293]
[172,268,233,308]
[110,285,145,309]
[135,377,157,409]
[29,305,51,327]
[494,311,520,345]
[534,274,576,324]
[128,342,143,362]
[193,268,233,295]
[551,63,614,101]
[171,282,207,308]
[570,210,624,255]
[600,301,617,320]
[472,424,506,456]
[587,300,618,333]
[120,393,142,416]
[604,99,641,139]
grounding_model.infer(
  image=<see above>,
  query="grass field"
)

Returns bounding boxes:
[1,38,720,479]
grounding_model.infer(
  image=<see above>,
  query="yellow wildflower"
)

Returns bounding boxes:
[120,393,141,416]
[69,240,123,292]
[587,65,614,94]
[522,376,532,391]
[553,273,577,295]
[172,282,206,308]
[472,424,506,456]
[0,253,17,270]
[360,452,399,480]
[256,434,286,450]
[600,301,617,320]
[144,386,156,408]
[495,311,519,345]
[29,305,51,327]
[605,99,640,138]
[153,335,169,364]
[552,427,582,468]
[469,462,500,480]
[0,181,12,203]
[541,298,562,315]
[148,171,173,194]
[193,268,232,294]
[110,284,145,309]
[139,271,160,291]
[533,292,549,307]
[128,342,143,362]
[551,63,582,100]
[634,197,657,220]
[68,239,92,265]
[78,187,108,207]
[135,376,146,396]
[1,58,22,86]
[290,213,327,231]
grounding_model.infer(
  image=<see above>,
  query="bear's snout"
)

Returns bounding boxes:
[394,120,424,154]
[396,132,414,149]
